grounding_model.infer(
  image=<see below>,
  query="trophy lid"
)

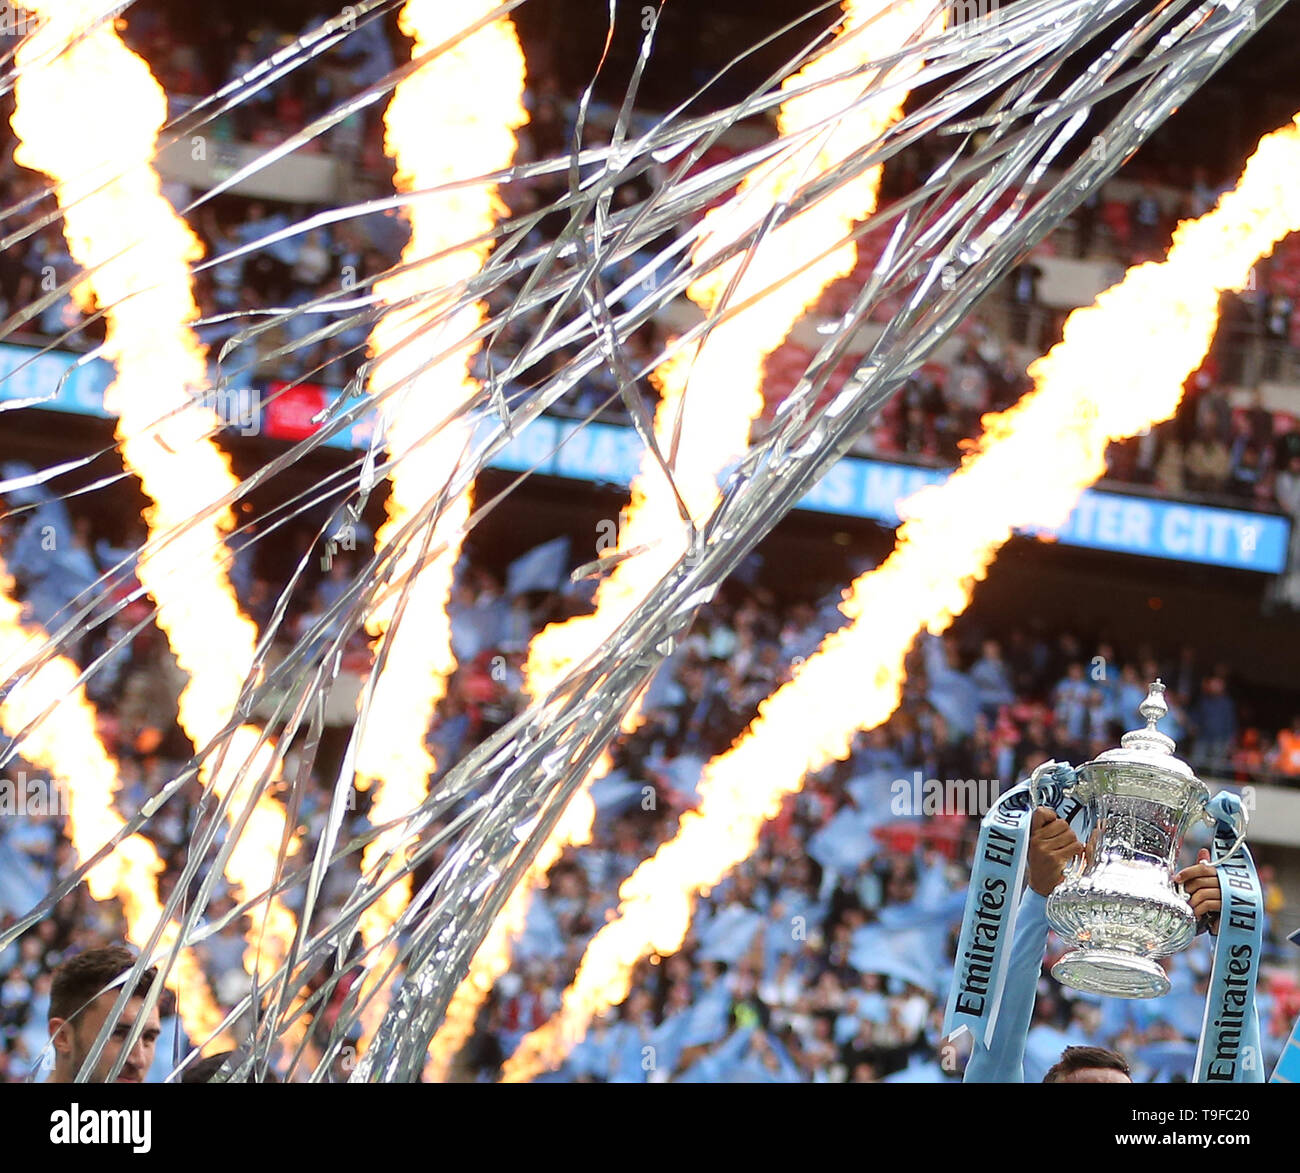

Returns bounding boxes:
[1085,679,1197,780]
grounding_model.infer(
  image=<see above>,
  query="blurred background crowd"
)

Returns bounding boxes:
[0,9,1297,516]
[1,3,1299,1084]
[1,536,1297,1081]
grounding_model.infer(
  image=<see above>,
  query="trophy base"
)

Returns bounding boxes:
[1051,948,1170,999]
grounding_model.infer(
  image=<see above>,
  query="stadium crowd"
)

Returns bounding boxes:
[1,518,1298,1080]
[0,10,1297,518]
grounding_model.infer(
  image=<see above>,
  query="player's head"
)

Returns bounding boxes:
[1043,1045,1131,1084]
[48,945,161,1083]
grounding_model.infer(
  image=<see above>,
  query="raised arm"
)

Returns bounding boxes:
[964,807,1084,1082]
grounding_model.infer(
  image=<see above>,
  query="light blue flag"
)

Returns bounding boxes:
[677,1026,755,1083]
[650,1010,693,1076]
[876,891,966,933]
[568,1027,616,1080]
[915,857,954,912]
[807,805,878,875]
[1134,1040,1198,1083]
[922,634,980,736]
[851,923,945,993]
[1024,1024,1091,1083]
[147,1016,189,1084]
[765,1033,803,1082]
[834,1013,862,1047]
[506,536,571,596]
[662,753,707,806]
[697,905,762,964]
[845,769,899,814]
[588,771,645,820]
[608,1022,655,1082]
[514,897,565,962]
[8,502,71,580]
[763,891,828,972]
[1269,927,1300,1082]
[733,1043,803,1082]
[640,651,686,713]
[449,601,506,660]
[17,984,51,1072]
[679,983,733,1049]
[1163,989,1211,1041]
[884,1058,947,1082]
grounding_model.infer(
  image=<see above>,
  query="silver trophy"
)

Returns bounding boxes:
[1033,680,1246,999]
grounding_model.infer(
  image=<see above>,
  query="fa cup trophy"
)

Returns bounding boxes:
[1034,680,1247,999]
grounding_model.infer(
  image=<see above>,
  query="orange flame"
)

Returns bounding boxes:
[426,0,944,1081]
[11,1,297,986]
[0,559,228,1045]
[351,0,527,1049]
[502,113,1300,1081]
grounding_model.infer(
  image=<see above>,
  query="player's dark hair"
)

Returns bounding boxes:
[180,1050,282,1083]
[1043,1045,1131,1082]
[49,945,156,1024]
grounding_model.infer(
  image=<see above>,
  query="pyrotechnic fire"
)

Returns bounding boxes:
[0,560,228,1045]
[350,0,527,1047]
[502,113,1300,1081]
[11,1,297,985]
[426,0,944,1081]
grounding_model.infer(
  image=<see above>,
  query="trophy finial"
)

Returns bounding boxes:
[1139,679,1168,728]
[1120,679,1176,756]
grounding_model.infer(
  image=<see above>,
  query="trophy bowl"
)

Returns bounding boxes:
[1042,681,1235,999]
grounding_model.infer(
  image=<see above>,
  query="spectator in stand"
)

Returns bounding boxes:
[1193,379,1233,446]
[1051,662,1093,746]
[1245,387,1276,450]
[1184,423,1232,495]
[946,344,991,438]
[1258,864,1286,948]
[1072,187,1100,258]
[1131,182,1164,257]
[970,639,1016,721]
[1264,290,1295,379]
[1191,673,1238,772]
[1189,166,1222,217]
[1228,418,1272,501]
[1272,716,1300,779]
[1152,436,1186,495]
[1276,420,1300,472]
[1232,728,1266,780]
[1008,254,1045,347]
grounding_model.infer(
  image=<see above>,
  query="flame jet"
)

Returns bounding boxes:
[0,561,228,1046]
[349,0,527,1047]
[11,0,298,986]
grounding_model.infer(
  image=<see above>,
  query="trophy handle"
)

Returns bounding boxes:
[1200,801,1249,869]
[1025,759,1064,811]
[1069,807,1096,880]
